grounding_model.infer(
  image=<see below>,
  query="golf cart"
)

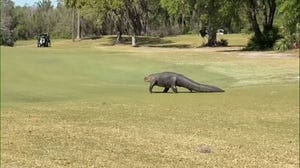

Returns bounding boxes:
[37,33,51,47]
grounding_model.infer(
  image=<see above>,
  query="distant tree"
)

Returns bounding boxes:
[1,0,17,46]
[123,0,143,46]
[14,6,31,40]
[36,0,52,10]
[160,0,243,46]
[2,0,73,40]
[160,0,192,34]
[87,0,147,46]
[33,0,54,34]
[2,0,287,51]
[218,0,245,33]
[201,0,245,46]
[51,1,73,39]
[80,0,108,38]
[65,0,86,40]
[106,0,126,43]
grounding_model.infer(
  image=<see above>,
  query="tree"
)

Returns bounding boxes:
[278,0,300,34]
[80,0,107,38]
[205,0,220,46]
[51,1,73,39]
[1,0,17,46]
[123,0,143,46]
[109,5,126,43]
[33,0,54,34]
[14,6,35,40]
[160,0,243,46]
[218,0,245,33]
[160,0,193,34]
[244,0,279,50]
[202,0,244,46]
[65,0,86,40]
[89,0,147,46]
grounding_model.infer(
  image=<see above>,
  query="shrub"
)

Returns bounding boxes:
[203,38,228,47]
[0,30,15,47]
[275,23,300,51]
[274,36,294,51]
[216,38,228,46]
[245,27,282,50]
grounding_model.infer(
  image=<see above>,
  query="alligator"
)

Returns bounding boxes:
[144,72,224,93]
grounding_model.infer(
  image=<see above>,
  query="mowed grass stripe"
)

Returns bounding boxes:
[1,44,231,103]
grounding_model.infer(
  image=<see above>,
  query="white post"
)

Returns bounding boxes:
[132,34,136,47]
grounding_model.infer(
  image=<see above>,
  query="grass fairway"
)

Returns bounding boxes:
[1,35,299,167]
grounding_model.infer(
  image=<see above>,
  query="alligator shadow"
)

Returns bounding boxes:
[151,91,224,94]
[106,36,173,46]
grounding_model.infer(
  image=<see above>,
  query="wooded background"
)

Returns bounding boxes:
[1,0,299,50]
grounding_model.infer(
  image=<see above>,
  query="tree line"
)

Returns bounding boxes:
[1,0,299,50]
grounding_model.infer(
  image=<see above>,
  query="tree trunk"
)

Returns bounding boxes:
[206,0,218,47]
[72,8,75,42]
[116,31,122,44]
[76,9,80,40]
[124,0,142,47]
[247,0,262,37]
[262,0,276,32]
[244,0,278,50]
[115,14,123,44]
[207,28,217,46]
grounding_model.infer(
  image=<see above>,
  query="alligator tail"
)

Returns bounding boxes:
[191,83,225,92]
[184,79,224,92]
[177,75,225,92]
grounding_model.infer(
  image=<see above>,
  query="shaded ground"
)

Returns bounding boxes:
[89,34,251,48]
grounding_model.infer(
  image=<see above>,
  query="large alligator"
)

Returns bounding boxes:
[144,72,224,93]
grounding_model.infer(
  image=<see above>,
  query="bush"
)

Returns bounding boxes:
[275,23,300,51]
[203,38,228,47]
[0,30,15,47]
[245,27,282,50]
[274,36,294,51]
[216,38,228,46]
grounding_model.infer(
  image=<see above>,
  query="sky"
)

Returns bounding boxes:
[12,0,58,7]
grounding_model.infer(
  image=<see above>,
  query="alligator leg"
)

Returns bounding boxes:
[170,77,178,93]
[149,82,155,93]
[163,87,170,93]
[171,85,178,93]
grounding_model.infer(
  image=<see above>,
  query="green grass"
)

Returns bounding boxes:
[1,35,299,167]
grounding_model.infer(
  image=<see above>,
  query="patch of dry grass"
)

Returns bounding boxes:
[2,85,299,167]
